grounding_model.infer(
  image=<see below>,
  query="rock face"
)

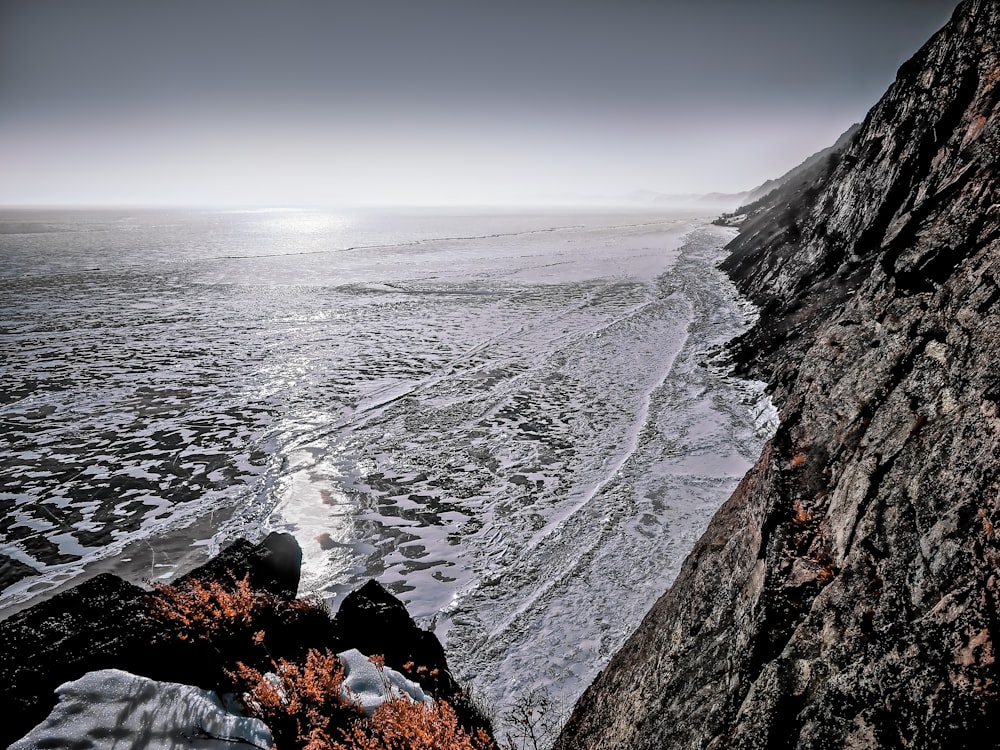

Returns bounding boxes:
[734,123,861,211]
[555,1,1000,748]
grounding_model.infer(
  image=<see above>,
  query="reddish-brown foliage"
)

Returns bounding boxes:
[151,577,496,749]
[232,649,362,749]
[979,508,996,538]
[331,698,495,750]
[792,499,811,525]
[234,652,495,750]
[816,564,837,586]
[149,573,318,644]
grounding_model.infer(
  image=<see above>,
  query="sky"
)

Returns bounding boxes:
[0,0,960,207]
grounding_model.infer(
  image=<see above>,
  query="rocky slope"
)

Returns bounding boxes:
[734,123,862,211]
[555,1,1000,747]
[0,534,489,748]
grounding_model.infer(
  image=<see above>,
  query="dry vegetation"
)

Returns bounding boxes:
[332,698,495,750]
[231,649,361,749]
[150,575,499,749]
[231,651,495,750]
[149,574,319,646]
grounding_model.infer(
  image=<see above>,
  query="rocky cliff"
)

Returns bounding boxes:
[555,1,1000,747]
[734,123,861,210]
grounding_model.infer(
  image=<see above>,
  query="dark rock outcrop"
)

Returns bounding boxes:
[332,580,491,737]
[177,530,303,598]
[0,532,305,747]
[0,574,154,748]
[333,579,456,698]
[556,1,1000,748]
[0,533,484,748]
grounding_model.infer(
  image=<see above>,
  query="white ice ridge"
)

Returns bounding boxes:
[339,648,433,715]
[9,669,273,750]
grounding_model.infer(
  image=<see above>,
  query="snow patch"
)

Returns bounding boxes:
[339,648,433,715]
[9,669,273,750]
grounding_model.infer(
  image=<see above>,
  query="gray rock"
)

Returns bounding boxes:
[555,1,1000,748]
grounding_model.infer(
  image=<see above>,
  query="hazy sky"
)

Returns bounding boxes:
[0,0,959,207]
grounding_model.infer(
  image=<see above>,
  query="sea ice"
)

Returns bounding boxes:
[2,209,773,739]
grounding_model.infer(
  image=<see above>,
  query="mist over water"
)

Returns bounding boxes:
[1,2,958,207]
[0,207,774,721]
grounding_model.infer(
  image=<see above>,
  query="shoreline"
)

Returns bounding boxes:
[443,222,775,729]
[1,210,770,742]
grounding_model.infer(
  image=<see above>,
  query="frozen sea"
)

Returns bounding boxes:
[0,207,774,724]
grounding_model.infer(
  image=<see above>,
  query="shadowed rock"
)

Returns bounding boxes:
[332,579,490,736]
[333,579,455,697]
[0,533,304,747]
[0,534,490,748]
[0,574,153,748]
[177,530,302,599]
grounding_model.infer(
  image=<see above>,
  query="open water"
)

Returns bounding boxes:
[0,207,774,724]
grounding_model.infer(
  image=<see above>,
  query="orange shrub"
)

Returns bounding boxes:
[331,698,494,750]
[232,649,362,749]
[152,577,496,749]
[149,573,318,644]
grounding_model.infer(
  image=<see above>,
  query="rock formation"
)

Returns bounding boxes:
[555,1,1000,747]
[734,123,861,211]
[0,533,487,748]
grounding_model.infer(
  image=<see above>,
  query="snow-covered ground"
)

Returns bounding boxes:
[8,669,273,750]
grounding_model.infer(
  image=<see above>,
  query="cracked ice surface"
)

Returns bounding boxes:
[0,208,774,725]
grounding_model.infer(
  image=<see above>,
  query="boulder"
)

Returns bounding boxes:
[333,579,455,698]
[178,531,302,599]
